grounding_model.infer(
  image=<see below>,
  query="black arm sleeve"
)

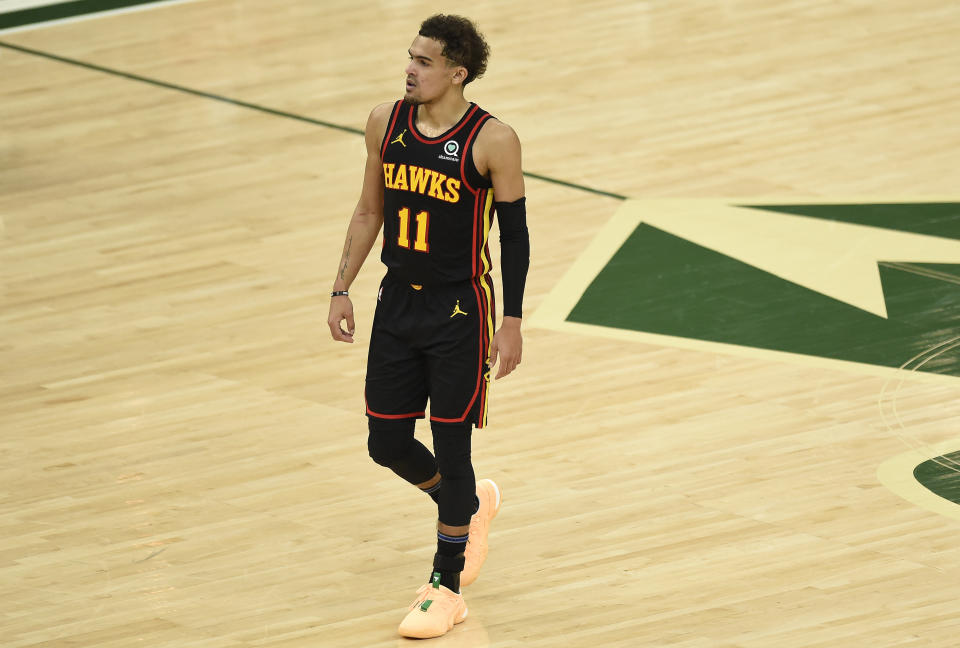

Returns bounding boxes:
[495,197,530,318]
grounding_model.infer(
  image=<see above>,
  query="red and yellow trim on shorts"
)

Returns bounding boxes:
[365,397,425,421]
[474,189,495,428]
[427,188,495,429]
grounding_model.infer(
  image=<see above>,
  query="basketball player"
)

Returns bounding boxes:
[326,14,529,640]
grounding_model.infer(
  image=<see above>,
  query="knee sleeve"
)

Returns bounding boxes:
[431,422,473,478]
[367,417,437,485]
[432,422,475,526]
[367,417,414,467]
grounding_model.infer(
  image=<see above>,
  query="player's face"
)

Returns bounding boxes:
[404,36,464,105]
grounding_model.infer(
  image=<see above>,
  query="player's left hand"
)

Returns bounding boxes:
[489,316,522,379]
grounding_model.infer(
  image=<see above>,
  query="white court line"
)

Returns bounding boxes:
[0,0,211,34]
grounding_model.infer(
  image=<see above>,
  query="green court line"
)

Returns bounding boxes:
[0,40,365,136]
[0,39,623,199]
[0,0,167,30]
[521,171,626,200]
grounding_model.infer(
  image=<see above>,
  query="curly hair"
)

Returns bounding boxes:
[418,14,490,86]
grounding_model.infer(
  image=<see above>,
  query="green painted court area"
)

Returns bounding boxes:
[914,453,960,505]
[0,0,166,30]
[568,203,960,376]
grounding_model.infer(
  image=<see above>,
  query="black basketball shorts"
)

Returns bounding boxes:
[365,272,495,429]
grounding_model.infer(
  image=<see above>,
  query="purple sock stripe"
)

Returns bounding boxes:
[437,531,469,543]
[422,482,442,494]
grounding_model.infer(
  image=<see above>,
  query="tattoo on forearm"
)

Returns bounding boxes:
[339,235,353,280]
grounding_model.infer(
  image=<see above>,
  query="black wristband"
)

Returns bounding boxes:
[330,290,349,297]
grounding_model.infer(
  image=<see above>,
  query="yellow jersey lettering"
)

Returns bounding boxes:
[428,170,445,200]
[444,178,461,203]
[383,163,395,189]
[394,163,409,191]
[386,163,461,203]
[409,165,431,194]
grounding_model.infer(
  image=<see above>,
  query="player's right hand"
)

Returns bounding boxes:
[328,296,356,343]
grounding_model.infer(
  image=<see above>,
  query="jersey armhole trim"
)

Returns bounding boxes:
[379,101,405,160]
[460,114,493,195]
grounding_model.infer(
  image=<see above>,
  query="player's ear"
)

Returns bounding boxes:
[452,66,467,85]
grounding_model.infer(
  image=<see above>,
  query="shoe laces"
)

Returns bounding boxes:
[409,583,460,614]
[407,584,431,611]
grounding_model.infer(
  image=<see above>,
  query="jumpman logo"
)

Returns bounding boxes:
[390,129,408,147]
[450,299,468,318]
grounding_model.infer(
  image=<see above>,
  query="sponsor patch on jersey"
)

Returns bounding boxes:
[439,139,460,162]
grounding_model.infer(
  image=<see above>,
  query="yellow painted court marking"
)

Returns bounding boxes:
[877,439,960,522]
[529,197,960,385]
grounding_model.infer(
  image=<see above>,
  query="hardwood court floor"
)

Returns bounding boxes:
[2,1,960,646]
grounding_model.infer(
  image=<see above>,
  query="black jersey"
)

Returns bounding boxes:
[379,100,495,285]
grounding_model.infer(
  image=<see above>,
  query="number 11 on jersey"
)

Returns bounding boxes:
[397,207,430,253]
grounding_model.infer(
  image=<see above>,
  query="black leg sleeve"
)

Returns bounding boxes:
[367,417,438,485]
[431,422,475,527]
